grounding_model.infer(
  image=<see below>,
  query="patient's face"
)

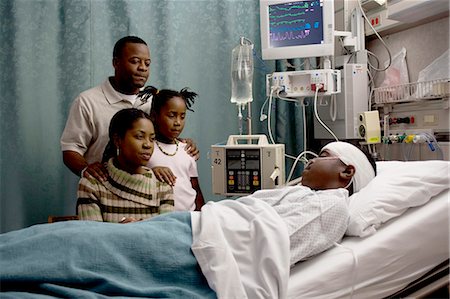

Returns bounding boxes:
[301,150,347,190]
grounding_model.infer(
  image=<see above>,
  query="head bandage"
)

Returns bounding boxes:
[322,142,375,192]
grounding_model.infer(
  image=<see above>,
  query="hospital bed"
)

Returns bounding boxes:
[288,160,449,299]
[1,161,448,299]
[192,159,449,298]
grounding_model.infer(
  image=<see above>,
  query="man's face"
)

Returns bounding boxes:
[301,150,347,190]
[113,42,151,94]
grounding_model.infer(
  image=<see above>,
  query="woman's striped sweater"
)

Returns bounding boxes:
[77,158,174,222]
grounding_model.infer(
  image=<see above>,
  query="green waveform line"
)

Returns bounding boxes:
[277,2,309,11]
[270,19,305,26]
[269,12,306,19]
[275,4,309,10]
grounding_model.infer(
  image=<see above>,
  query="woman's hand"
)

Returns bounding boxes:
[119,217,139,224]
[152,167,177,186]
[180,138,200,161]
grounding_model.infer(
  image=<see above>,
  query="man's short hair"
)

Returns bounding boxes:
[113,36,147,58]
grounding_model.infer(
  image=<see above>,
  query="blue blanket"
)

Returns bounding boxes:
[0,212,216,298]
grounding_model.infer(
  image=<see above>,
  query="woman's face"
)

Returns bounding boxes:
[301,150,347,190]
[154,96,186,142]
[116,118,155,174]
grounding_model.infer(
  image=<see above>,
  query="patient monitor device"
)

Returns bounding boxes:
[358,110,381,144]
[211,135,285,196]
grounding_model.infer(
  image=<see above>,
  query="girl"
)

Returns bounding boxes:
[77,108,174,222]
[143,87,205,211]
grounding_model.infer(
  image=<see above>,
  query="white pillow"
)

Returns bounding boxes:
[346,160,450,237]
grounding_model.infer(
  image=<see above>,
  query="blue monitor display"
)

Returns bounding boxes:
[260,0,335,60]
[269,1,324,48]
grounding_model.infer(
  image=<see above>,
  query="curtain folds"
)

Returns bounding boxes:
[1,0,271,232]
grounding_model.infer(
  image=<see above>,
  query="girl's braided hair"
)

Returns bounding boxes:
[138,86,197,114]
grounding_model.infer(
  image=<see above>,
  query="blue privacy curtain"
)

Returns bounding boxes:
[0,0,303,233]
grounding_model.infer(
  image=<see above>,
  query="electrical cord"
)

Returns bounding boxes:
[267,87,276,144]
[367,50,381,72]
[259,96,269,122]
[329,94,337,122]
[268,85,317,185]
[303,99,308,152]
[313,85,339,141]
[357,0,392,72]
[276,90,302,103]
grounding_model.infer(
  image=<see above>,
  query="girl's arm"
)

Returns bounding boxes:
[191,177,205,211]
[151,166,177,186]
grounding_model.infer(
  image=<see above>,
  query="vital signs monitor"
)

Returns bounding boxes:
[260,0,335,60]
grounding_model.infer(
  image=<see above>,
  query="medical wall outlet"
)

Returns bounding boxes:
[211,135,285,196]
[385,99,449,134]
[358,111,381,144]
[267,69,341,97]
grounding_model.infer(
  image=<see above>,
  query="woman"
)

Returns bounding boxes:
[77,108,174,222]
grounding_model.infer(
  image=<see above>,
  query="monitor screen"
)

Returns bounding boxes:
[260,0,335,60]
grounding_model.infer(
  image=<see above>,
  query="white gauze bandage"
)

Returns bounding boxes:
[322,142,375,192]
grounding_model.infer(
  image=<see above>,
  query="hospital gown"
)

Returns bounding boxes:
[239,185,349,266]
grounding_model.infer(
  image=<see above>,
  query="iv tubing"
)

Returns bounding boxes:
[238,104,243,135]
[286,150,318,184]
[247,101,252,135]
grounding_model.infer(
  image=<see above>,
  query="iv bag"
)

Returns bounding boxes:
[230,38,254,105]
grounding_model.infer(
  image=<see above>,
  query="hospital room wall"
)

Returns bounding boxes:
[366,16,449,161]
[366,16,449,85]
[0,0,268,233]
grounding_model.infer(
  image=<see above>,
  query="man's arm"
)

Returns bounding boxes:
[63,150,107,181]
[63,150,88,176]
[179,138,200,161]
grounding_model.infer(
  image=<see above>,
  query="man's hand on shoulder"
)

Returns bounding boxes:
[83,162,108,182]
[180,138,200,161]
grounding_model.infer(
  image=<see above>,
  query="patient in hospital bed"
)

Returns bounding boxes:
[0,141,376,299]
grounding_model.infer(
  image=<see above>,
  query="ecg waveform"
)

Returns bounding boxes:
[269,0,324,48]
[271,30,311,41]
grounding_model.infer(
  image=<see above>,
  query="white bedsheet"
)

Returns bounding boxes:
[191,197,290,299]
[288,188,449,299]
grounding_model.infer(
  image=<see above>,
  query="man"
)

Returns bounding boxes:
[60,36,198,181]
